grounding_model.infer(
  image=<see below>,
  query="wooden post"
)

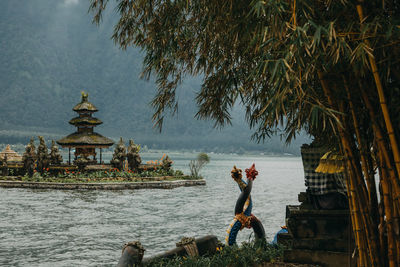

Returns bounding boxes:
[68,147,71,165]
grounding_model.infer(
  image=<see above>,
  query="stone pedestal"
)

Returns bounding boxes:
[280,204,354,267]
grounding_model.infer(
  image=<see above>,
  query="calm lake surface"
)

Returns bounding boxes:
[0,152,305,266]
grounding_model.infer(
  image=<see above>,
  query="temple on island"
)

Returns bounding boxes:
[57,92,114,164]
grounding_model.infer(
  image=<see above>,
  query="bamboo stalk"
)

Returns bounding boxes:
[360,88,400,212]
[344,154,367,267]
[377,165,388,265]
[345,176,358,266]
[356,3,400,189]
[344,136,369,267]
[343,77,379,228]
[341,142,363,266]
[342,122,381,267]
[338,85,382,267]
[317,71,373,266]
[377,149,397,267]
[363,90,400,265]
[392,188,400,265]
[292,0,296,27]
[343,79,382,265]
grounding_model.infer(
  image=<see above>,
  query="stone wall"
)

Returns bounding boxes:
[0,179,206,190]
[280,205,354,267]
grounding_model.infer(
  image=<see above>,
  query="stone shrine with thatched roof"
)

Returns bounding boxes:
[57,92,114,164]
[0,145,22,163]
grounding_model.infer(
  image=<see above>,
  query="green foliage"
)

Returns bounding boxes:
[89,0,399,145]
[189,153,210,178]
[87,3,400,263]
[1,167,188,183]
[146,241,283,267]
[197,153,210,164]
[0,0,309,155]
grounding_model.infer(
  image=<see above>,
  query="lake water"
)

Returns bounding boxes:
[0,152,305,266]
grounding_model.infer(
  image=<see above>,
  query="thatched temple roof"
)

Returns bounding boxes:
[57,132,114,147]
[72,92,98,112]
[0,145,22,162]
[69,117,103,126]
[57,91,114,149]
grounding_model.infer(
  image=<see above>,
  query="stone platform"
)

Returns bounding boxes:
[0,179,206,190]
[280,205,354,267]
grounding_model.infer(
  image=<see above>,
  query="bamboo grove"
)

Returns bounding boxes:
[89,0,400,266]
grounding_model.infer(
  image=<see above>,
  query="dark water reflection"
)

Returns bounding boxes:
[0,153,305,266]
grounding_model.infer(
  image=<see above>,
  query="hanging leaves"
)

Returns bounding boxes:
[89,2,400,264]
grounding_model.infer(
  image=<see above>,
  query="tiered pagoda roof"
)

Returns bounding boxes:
[68,117,103,126]
[57,132,113,147]
[73,100,98,112]
[57,92,114,148]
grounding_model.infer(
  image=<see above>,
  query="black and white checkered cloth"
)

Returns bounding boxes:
[301,145,347,196]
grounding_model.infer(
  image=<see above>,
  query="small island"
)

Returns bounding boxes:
[0,92,206,190]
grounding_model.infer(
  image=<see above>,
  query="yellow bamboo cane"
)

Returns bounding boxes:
[318,71,371,266]
[329,74,387,266]
[344,137,368,267]
[356,3,400,185]
[368,110,400,265]
[337,83,381,266]
[376,166,389,265]
[341,119,380,267]
[343,80,383,265]
[391,188,400,265]
[360,88,400,212]
[377,150,397,267]
[345,178,359,266]
[343,77,379,226]
[292,0,296,27]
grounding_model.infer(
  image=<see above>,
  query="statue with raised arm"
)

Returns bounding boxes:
[225,164,266,246]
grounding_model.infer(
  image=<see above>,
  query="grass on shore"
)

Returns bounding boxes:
[147,241,284,267]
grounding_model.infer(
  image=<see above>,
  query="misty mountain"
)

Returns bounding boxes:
[0,0,310,154]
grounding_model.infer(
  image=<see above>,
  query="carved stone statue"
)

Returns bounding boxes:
[50,140,63,165]
[37,136,49,174]
[29,137,36,155]
[226,164,266,246]
[2,154,8,176]
[127,139,141,172]
[111,137,126,171]
[161,155,173,171]
[75,155,89,172]
[81,91,88,102]
[23,140,36,177]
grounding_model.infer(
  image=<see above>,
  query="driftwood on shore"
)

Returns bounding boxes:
[118,236,219,267]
